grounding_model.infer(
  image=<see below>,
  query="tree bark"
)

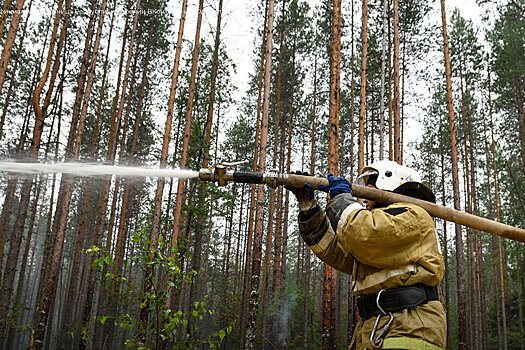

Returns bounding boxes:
[490,77,508,350]
[240,1,268,345]
[261,0,286,339]
[0,0,26,98]
[105,25,142,346]
[0,0,33,139]
[324,1,341,348]
[112,0,155,331]
[64,2,116,341]
[516,79,525,176]
[245,0,275,347]
[278,52,295,348]
[393,0,401,163]
[387,0,393,161]
[80,0,136,344]
[349,0,356,180]
[166,0,204,317]
[358,0,368,172]
[64,0,98,154]
[517,257,524,350]
[379,0,387,159]
[305,46,317,349]
[186,0,224,339]
[149,0,188,254]
[440,1,467,347]
[169,0,204,255]
[140,0,186,325]
[0,0,11,38]
[439,116,450,348]
[17,0,71,346]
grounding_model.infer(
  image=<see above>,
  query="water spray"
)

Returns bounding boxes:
[1,160,524,243]
[0,160,199,179]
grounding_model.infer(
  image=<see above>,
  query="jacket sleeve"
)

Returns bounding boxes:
[298,195,364,275]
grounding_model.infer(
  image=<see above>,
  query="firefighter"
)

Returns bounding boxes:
[288,160,446,349]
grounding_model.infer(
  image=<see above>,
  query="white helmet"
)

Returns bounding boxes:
[357,160,435,202]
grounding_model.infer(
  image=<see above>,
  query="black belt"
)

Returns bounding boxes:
[357,284,439,319]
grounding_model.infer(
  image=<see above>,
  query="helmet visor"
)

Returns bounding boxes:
[357,169,379,186]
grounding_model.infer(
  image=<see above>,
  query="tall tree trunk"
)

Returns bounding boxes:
[115,0,158,333]
[186,0,223,340]
[393,0,401,163]
[80,0,136,344]
[517,257,524,350]
[149,0,187,254]
[278,53,296,348]
[105,28,142,346]
[400,35,406,164]
[90,0,117,158]
[169,0,204,257]
[379,0,387,160]
[51,0,108,344]
[7,0,70,345]
[440,1,467,347]
[485,69,503,350]
[239,1,269,346]
[64,0,98,153]
[233,184,246,298]
[304,47,317,349]
[0,0,11,38]
[271,99,286,342]
[262,0,286,339]
[349,0,356,180]
[0,48,41,276]
[439,116,450,348]
[358,0,368,172]
[490,77,508,350]
[466,91,484,349]
[245,0,275,347]
[0,0,26,98]
[8,86,61,347]
[167,0,204,314]
[324,1,341,348]
[387,0,393,161]
[482,110,498,350]
[0,0,33,139]
[516,79,525,176]
[142,0,186,327]
[459,70,474,346]
[62,0,114,342]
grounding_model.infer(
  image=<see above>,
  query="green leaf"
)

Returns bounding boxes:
[100,315,109,325]
[86,245,101,255]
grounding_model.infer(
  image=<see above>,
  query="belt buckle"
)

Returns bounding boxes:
[368,289,394,347]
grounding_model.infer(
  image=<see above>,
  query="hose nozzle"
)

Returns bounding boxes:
[198,161,249,186]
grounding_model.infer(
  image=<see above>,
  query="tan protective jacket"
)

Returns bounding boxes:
[299,193,446,349]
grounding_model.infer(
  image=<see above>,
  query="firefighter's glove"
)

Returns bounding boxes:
[318,174,352,198]
[285,171,317,212]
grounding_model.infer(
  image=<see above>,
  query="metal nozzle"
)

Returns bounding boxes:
[198,161,248,186]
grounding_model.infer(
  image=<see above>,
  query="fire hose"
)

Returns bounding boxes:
[199,162,525,243]
[0,160,523,243]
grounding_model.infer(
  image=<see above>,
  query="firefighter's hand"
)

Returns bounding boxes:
[318,174,352,198]
[285,171,317,212]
